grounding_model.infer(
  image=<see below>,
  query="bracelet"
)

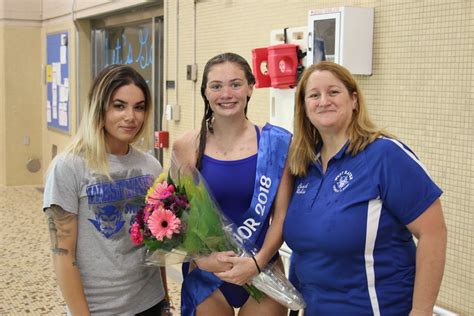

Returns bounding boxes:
[161,299,171,308]
[161,299,173,315]
[251,255,262,274]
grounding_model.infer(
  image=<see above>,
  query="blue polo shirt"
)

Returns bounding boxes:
[283,137,442,316]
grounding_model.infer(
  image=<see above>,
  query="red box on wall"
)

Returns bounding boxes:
[267,44,298,88]
[154,131,169,149]
[252,47,271,88]
[252,43,298,89]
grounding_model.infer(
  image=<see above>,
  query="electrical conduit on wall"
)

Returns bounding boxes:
[192,0,196,128]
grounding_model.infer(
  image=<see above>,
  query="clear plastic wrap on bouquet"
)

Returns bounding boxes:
[219,221,306,309]
[251,261,306,310]
[144,248,191,266]
[131,156,306,310]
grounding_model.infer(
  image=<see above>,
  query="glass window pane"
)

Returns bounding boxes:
[92,21,153,86]
[313,19,336,62]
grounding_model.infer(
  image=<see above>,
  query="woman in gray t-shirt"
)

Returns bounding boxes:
[43,65,170,315]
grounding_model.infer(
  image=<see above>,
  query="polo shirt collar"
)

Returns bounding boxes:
[333,141,350,160]
[315,140,350,161]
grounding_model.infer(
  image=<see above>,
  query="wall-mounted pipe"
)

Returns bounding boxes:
[175,0,179,123]
[72,0,81,132]
[192,0,197,128]
[162,0,168,132]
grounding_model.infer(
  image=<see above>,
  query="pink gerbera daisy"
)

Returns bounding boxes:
[147,208,181,241]
[146,181,175,205]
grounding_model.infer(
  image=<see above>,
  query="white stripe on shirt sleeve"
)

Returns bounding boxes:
[365,197,383,316]
[381,137,434,181]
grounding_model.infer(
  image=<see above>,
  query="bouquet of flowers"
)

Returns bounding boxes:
[130,160,305,310]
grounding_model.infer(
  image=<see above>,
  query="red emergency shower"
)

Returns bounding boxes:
[252,43,299,89]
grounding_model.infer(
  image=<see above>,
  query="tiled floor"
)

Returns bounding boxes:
[0,185,181,315]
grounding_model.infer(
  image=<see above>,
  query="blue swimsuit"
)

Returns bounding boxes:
[183,126,261,308]
[201,126,261,308]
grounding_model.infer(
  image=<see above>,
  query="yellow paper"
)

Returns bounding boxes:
[46,64,52,83]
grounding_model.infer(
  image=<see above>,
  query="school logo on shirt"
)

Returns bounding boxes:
[89,204,125,238]
[86,175,154,238]
[333,170,353,192]
[296,183,308,194]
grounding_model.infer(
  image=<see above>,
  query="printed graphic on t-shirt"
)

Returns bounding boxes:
[88,204,125,238]
[86,175,154,238]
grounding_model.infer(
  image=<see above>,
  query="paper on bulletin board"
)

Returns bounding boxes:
[46,65,53,83]
[61,33,67,46]
[52,84,58,119]
[58,102,68,126]
[52,62,61,85]
[59,85,69,103]
[60,46,67,64]
[46,100,52,123]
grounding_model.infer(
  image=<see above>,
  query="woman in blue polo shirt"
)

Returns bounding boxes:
[283,61,447,315]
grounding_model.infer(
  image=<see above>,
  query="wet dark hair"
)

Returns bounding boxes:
[196,53,256,169]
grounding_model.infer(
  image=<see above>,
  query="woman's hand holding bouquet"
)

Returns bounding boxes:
[193,251,235,273]
[214,254,261,286]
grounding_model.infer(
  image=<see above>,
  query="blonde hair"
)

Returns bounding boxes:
[64,64,151,178]
[289,61,392,176]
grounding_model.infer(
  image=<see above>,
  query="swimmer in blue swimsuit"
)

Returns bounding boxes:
[173,52,293,316]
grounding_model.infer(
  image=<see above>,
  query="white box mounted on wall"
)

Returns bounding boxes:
[308,6,374,75]
[165,104,180,121]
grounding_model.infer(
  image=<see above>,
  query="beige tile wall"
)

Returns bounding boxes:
[366,2,473,312]
[0,26,5,185]
[0,26,43,185]
[164,0,473,314]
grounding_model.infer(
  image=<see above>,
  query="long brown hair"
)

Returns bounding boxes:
[196,53,256,169]
[289,61,391,176]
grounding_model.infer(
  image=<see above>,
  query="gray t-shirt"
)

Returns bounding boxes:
[43,146,165,315]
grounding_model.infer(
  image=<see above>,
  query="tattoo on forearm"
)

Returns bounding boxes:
[45,205,76,257]
[48,216,68,255]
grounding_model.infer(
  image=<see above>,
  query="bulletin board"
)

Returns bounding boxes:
[46,31,70,133]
